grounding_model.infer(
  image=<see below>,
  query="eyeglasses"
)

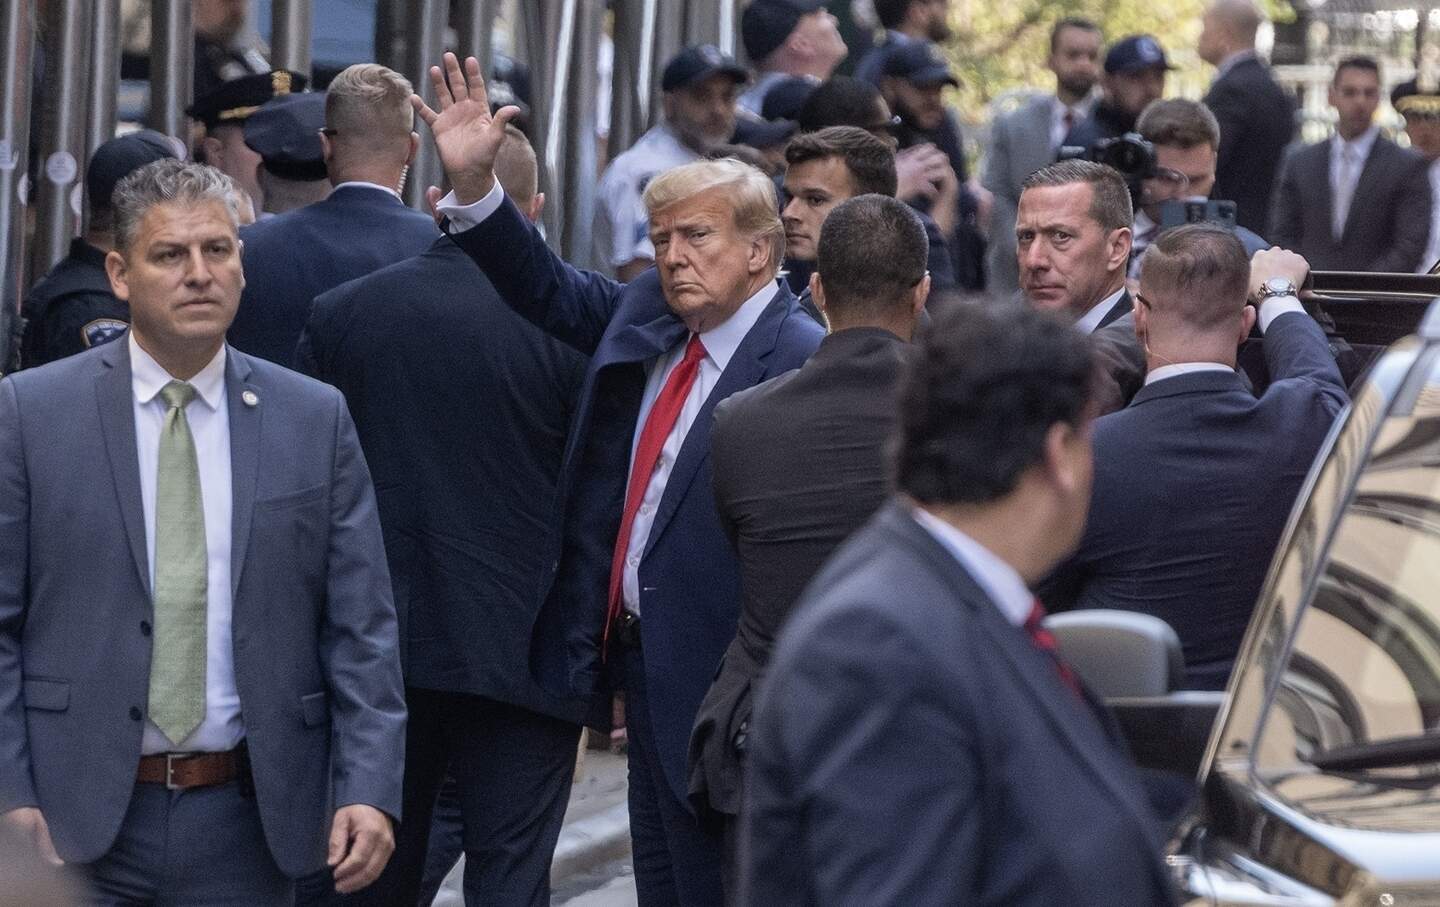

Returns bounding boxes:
[1149,166,1190,194]
[864,115,903,137]
[319,127,339,137]
[1134,292,1154,310]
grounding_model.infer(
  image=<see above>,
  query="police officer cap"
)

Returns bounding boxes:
[881,41,960,88]
[187,69,309,130]
[1104,35,1174,75]
[86,130,179,211]
[244,93,327,182]
[741,0,828,63]
[661,44,749,93]
[1393,78,1440,119]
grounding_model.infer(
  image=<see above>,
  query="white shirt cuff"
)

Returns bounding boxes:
[437,181,505,232]
[1257,296,1305,334]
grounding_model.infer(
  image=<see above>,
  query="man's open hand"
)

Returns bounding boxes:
[327,804,394,894]
[2,807,61,866]
[410,52,521,205]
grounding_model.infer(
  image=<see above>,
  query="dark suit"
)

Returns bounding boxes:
[1204,55,1297,233]
[447,194,824,904]
[229,185,437,367]
[688,328,908,823]
[742,501,1177,905]
[1044,312,1348,689]
[1063,100,1135,151]
[295,236,587,904]
[0,339,406,892]
[1268,135,1433,272]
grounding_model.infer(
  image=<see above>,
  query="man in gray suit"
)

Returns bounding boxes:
[0,159,406,904]
[984,17,1103,295]
[1270,56,1433,272]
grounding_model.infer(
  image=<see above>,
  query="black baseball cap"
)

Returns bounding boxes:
[732,113,799,150]
[881,41,960,88]
[761,75,818,121]
[187,69,309,130]
[86,130,180,211]
[742,0,828,63]
[1104,35,1173,75]
[244,93,327,182]
[661,44,749,93]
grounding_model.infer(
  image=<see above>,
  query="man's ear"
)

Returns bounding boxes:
[319,131,334,165]
[527,191,546,224]
[1239,303,1257,343]
[407,132,420,166]
[747,234,771,275]
[1043,420,1088,497]
[105,249,130,301]
[810,271,827,314]
[200,135,224,166]
[1132,291,1148,341]
[911,272,931,318]
[1107,226,1133,274]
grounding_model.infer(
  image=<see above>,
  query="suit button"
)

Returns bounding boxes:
[129,706,143,721]
[140,620,151,636]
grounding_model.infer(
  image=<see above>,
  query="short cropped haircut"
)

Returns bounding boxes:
[643,158,785,273]
[798,76,885,134]
[112,159,239,252]
[1137,98,1220,150]
[1334,55,1380,84]
[818,194,927,319]
[1138,224,1251,331]
[1051,16,1102,53]
[1022,159,1132,232]
[325,64,415,149]
[492,125,538,209]
[785,126,898,197]
[895,305,1096,505]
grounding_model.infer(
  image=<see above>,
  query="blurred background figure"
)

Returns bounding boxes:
[243,92,331,216]
[187,69,310,215]
[1392,69,1440,272]
[1065,35,1172,149]
[737,0,847,114]
[853,0,953,85]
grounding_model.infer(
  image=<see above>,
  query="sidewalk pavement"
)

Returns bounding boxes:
[431,749,631,906]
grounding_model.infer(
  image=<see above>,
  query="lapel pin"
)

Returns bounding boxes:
[242,390,259,407]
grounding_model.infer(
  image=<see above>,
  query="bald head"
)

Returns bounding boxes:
[1200,0,1262,64]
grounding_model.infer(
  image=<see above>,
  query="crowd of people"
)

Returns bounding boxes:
[4,0,1430,904]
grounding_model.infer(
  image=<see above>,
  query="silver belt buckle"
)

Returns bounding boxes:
[164,753,190,790]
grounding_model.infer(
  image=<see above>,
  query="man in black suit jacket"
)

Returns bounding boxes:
[227,64,436,367]
[743,304,1176,905]
[688,195,928,861]
[1045,228,1347,690]
[294,127,587,906]
[1199,2,1296,233]
[1269,56,1433,273]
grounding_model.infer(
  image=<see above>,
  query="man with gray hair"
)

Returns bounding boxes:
[228,63,436,367]
[0,159,406,903]
[417,52,823,906]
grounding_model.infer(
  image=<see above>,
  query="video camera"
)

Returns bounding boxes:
[1058,132,1156,205]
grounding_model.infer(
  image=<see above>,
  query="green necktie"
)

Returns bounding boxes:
[147,380,208,746]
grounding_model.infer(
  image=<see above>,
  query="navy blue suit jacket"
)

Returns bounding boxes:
[447,196,824,793]
[295,237,588,721]
[229,185,437,367]
[743,501,1176,905]
[1045,312,1348,689]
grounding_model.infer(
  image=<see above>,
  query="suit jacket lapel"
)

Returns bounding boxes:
[1308,143,1335,243]
[226,348,262,599]
[95,338,151,599]
[1097,290,1132,331]
[604,313,687,367]
[644,291,790,556]
[1342,137,1387,242]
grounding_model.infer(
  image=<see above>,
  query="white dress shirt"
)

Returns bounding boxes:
[130,335,243,755]
[1051,92,1097,149]
[1074,287,1127,335]
[1329,126,1379,239]
[1143,295,1306,386]
[911,508,1032,627]
[331,180,403,200]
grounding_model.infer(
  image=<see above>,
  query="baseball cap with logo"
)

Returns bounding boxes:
[661,44,750,93]
[1104,35,1174,75]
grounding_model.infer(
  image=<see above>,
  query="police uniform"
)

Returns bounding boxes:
[1393,68,1440,273]
[188,70,309,143]
[244,92,328,182]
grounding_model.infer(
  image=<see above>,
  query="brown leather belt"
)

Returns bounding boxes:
[136,749,244,789]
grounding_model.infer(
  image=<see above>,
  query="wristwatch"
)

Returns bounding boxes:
[1255,277,1298,303]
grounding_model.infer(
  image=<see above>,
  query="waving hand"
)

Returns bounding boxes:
[410,52,521,205]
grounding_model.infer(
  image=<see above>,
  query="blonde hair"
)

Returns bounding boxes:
[643,158,784,273]
[325,64,415,156]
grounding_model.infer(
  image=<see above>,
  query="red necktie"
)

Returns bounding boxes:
[1024,597,1083,698]
[603,334,708,650]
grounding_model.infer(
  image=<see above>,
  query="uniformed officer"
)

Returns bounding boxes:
[1393,52,1440,272]
[17,131,177,369]
[188,70,308,213]
[244,92,331,216]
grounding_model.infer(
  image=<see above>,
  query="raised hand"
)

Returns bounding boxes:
[410,52,521,205]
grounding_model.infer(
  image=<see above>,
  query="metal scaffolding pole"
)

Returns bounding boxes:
[609,0,656,159]
[270,0,313,79]
[30,0,93,280]
[684,0,723,49]
[400,0,448,209]
[523,0,566,241]
[147,0,192,138]
[86,0,122,203]
[649,0,686,124]
[0,1,35,372]
[558,0,604,267]
[457,0,497,79]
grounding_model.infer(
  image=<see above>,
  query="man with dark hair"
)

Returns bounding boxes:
[741,302,1176,905]
[1064,34,1172,150]
[854,0,952,84]
[985,17,1102,294]
[1270,56,1432,272]
[1199,0,1296,233]
[737,0,847,114]
[1044,230,1348,690]
[690,192,929,887]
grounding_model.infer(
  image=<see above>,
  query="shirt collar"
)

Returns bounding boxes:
[129,333,227,410]
[1054,91,1096,118]
[331,180,402,200]
[695,281,776,372]
[1144,361,1233,386]
[1216,49,1257,78]
[1332,125,1379,162]
[1074,286,1126,334]
[911,507,1033,627]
